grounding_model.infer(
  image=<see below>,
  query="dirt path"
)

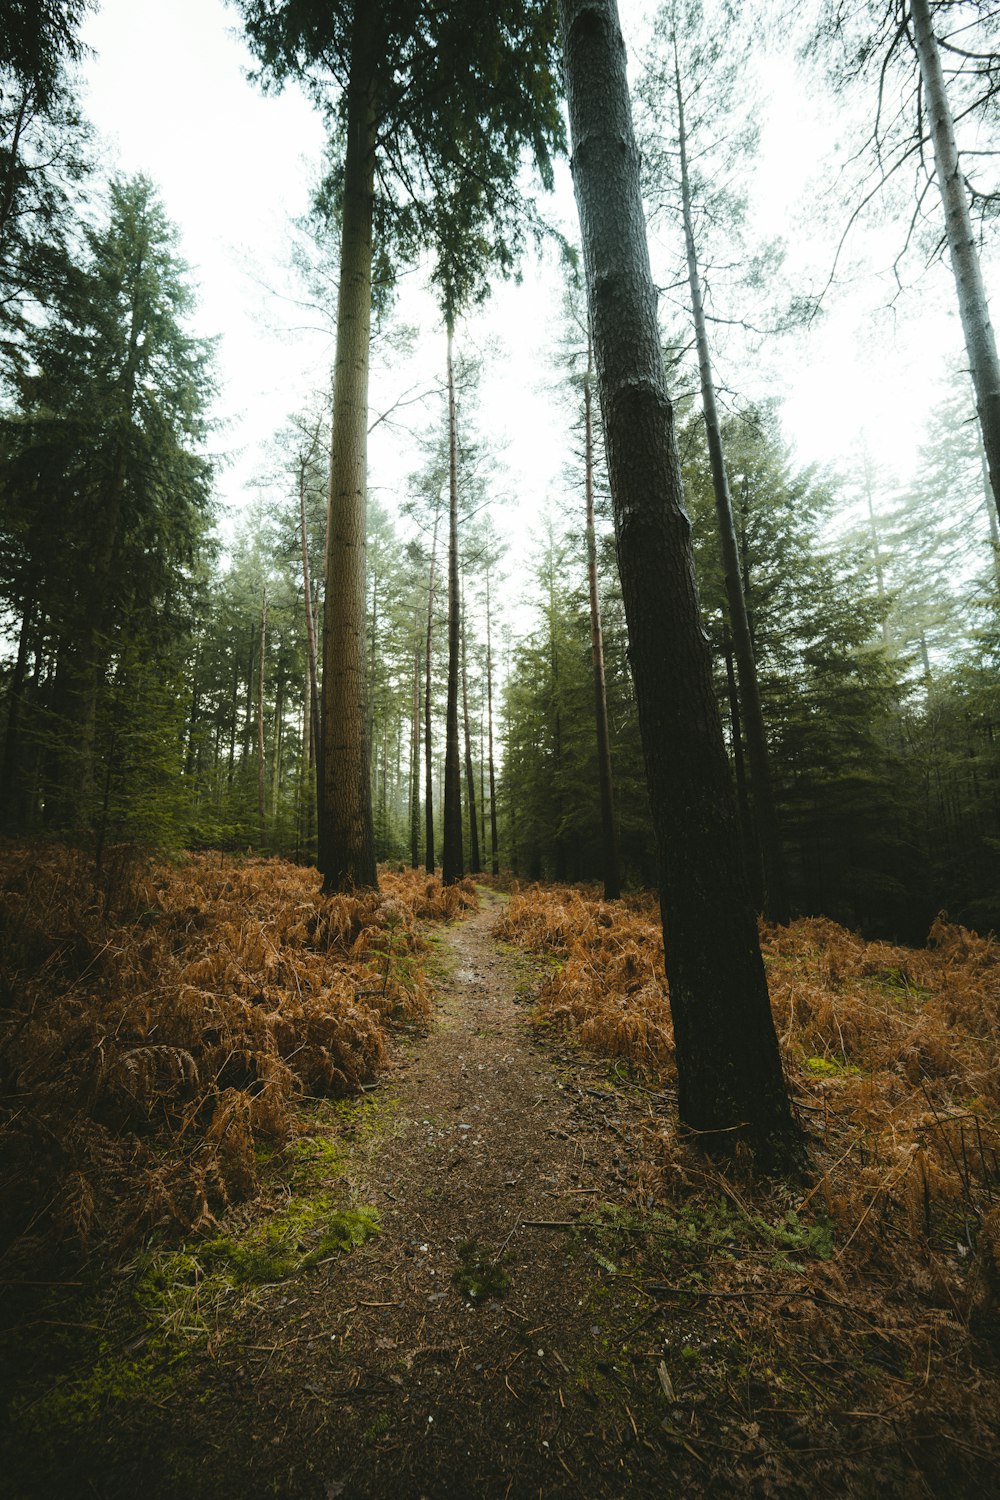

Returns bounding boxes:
[199,892,681,1499]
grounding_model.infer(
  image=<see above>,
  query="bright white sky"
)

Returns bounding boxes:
[77,0,979,562]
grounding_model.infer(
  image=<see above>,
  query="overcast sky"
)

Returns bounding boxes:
[76,0,979,561]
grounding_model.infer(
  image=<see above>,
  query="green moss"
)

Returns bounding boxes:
[804,1054,860,1077]
[363,1412,391,1443]
[201,1196,379,1285]
[577,1197,834,1279]
[284,1133,345,1184]
[452,1239,511,1303]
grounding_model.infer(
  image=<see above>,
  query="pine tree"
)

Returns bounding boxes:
[0,176,215,837]
[238,0,563,892]
[557,0,799,1160]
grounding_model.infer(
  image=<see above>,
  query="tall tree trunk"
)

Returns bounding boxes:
[547,543,568,883]
[227,644,240,789]
[910,0,1000,531]
[479,712,487,865]
[0,588,34,831]
[299,446,322,808]
[460,578,481,873]
[584,326,620,900]
[486,566,500,876]
[425,510,440,874]
[673,33,788,925]
[410,639,421,868]
[442,321,465,885]
[257,583,267,845]
[318,3,378,892]
[272,673,284,813]
[557,0,798,1159]
[723,629,750,830]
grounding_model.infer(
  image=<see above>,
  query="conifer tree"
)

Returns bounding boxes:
[557,0,799,1159]
[0,176,214,835]
[237,0,563,892]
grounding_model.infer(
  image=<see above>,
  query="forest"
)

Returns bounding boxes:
[2,0,1000,1496]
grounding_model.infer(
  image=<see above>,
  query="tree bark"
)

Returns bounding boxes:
[318,2,379,891]
[557,0,798,1159]
[584,325,620,900]
[425,509,440,874]
[460,577,481,873]
[0,588,34,831]
[299,444,322,811]
[910,0,1000,533]
[442,321,465,885]
[410,637,421,868]
[257,582,267,844]
[486,566,500,876]
[673,33,789,925]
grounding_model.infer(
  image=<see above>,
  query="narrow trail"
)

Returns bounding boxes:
[209,892,677,1499]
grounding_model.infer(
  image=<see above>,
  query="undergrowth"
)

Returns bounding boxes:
[0,847,476,1267]
[495,884,1000,1332]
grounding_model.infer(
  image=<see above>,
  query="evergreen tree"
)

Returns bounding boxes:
[557,0,799,1160]
[0,176,215,838]
[237,0,563,893]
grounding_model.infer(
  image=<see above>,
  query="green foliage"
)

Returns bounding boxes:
[452,1238,511,1302]
[238,0,564,316]
[580,1198,834,1279]
[200,1198,379,1284]
[0,176,216,845]
[502,513,653,884]
[682,405,921,936]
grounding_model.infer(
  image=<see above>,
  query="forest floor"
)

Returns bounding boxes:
[3,871,1000,1497]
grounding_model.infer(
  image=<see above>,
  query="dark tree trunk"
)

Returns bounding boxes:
[442,321,464,885]
[0,588,34,831]
[257,583,267,845]
[460,580,481,874]
[299,445,322,810]
[425,510,440,874]
[557,0,798,1159]
[584,326,620,900]
[318,2,378,891]
[410,639,421,869]
[673,33,788,925]
[486,566,500,876]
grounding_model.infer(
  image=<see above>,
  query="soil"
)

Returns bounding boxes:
[8,891,999,1498]
[195,889,683,1499]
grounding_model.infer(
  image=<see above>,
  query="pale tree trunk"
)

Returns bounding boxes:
[584,326,620,900]
[410,637,421,869]
[425,509,440,874]
[319,3,378,891]
[673,33,788,925]
[557,0,798,1160]
[547,542,568,882]
[271,673,284,812]
[910,0,1000,533]
[460,577,481,874]
[486,566,499,876]
[257,583,267,845]
[298,445,322,809]
[479,713,487,861]
[442,321,465,885]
